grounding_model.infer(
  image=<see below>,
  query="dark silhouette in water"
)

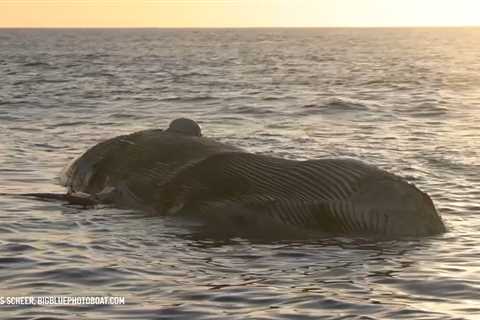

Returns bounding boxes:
[18,118,446,237]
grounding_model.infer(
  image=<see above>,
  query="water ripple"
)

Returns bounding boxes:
[0,28,479,320]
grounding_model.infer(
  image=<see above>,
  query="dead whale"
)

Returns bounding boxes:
[51,118,446,237]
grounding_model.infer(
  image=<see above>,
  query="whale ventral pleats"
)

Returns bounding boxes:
[166,118,202,137]
[57,117,445,238]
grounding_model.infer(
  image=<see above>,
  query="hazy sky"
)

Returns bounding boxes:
[1,0,480,28]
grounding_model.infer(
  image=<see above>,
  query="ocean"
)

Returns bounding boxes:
[0,28,479,319]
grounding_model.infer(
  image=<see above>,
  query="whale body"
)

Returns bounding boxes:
[61,119,446,237]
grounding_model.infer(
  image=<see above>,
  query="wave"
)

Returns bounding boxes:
[408,110,449,118]
[47,121,89,128]
[12,78,69,85]
[109,113,140,119]
[81,72,115,78]
[300,98,370,115]
[261,95,296,101]
[224,105,276,115]
[22,61,51,67]
[159,95,217,102]
[0,115,22,121]
[401,102,449,118]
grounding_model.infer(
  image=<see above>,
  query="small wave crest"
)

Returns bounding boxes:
[300,98,370,115]
[222,105,276,115]
[159,95,217,102]
[22,61,51,68]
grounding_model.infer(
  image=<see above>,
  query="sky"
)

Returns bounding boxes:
[1,0,480,28]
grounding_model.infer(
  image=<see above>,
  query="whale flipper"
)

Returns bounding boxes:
[3,192,100,207]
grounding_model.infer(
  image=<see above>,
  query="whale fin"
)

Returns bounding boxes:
[0,192,100,207]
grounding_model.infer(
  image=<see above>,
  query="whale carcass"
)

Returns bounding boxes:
[59,118,446,237]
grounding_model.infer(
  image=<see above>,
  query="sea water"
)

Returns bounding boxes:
[0,28,479,319]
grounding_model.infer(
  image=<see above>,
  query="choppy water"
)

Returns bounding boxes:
[0,28,479,319]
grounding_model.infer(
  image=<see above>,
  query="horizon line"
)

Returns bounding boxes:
[1,25,479,29]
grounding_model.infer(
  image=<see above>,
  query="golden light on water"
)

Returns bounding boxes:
[0,0,479,28]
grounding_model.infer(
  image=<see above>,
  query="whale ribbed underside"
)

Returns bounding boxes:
[150,153,445,236]
[62,131,445,237]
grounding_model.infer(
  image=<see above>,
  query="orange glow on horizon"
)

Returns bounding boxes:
[0,0,479,28]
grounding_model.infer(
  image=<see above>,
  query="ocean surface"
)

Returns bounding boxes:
[0,28,479,319]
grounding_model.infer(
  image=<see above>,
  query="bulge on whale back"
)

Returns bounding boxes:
[166,118,202,136]
[60,118,446,238]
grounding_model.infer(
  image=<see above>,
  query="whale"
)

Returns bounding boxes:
[53,118,446,238]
